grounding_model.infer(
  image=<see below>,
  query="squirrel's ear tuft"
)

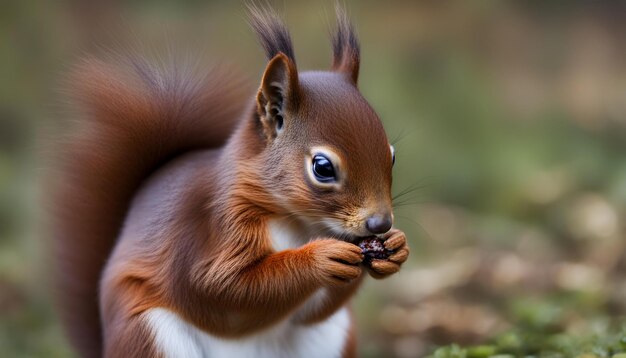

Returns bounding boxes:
[248,3,296,64]
[331,4,360,85]
[256,53,299,139]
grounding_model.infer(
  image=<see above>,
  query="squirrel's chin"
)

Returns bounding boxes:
[327,232,373,245]
[305,217,372,243]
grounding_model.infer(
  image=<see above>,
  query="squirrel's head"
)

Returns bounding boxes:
[249,5,395,238]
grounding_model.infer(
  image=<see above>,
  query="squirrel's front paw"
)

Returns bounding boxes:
[365,229,409,279]
[305,239,363,286]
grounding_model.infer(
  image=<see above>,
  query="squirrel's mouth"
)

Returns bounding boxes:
[317,219,361,242]
[336,234,362,244]
[327,228,373,244]
[307,217,376,243]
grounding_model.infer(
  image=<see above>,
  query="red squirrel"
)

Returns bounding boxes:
[52,4,409,357]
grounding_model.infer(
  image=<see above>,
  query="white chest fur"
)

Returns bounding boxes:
[144,307,350,358]
[267,218,305,251]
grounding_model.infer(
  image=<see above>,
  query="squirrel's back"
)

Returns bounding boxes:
[51,55,250,357]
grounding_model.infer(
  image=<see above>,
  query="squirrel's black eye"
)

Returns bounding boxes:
[312,154,336,183]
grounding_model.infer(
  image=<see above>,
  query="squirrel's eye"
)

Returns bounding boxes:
[312,154,336,183]
[390,145,396,166]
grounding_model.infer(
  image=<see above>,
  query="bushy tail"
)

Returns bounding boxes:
[51,55,250,357]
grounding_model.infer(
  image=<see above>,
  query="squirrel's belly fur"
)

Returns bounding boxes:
[143,307,350,358]
[139,225,351,358]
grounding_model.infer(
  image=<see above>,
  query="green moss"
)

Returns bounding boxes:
[429,327,626,358]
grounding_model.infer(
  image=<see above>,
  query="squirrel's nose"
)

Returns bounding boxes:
[365,214,392,234]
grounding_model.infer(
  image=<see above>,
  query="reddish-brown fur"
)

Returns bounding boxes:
[52,5,409,357]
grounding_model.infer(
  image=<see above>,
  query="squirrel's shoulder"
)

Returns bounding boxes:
[120,149,221,242]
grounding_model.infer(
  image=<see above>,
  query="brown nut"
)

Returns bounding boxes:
[358,236,394,265]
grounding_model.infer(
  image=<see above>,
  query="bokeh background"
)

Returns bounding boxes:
[1,1,626,357]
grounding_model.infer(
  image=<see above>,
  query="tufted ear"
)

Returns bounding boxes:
[256,53,299,140]
[332,5,360,85]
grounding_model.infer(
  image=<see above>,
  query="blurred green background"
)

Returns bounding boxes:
[1,1,626,357]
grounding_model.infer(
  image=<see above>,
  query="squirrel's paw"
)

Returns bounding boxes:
[306,239,363,286]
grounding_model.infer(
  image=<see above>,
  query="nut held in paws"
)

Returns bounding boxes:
[358,236,394,264]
